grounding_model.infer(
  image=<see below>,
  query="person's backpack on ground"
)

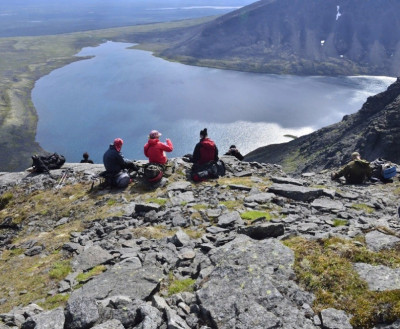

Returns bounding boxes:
[29,153,66,173]
[143,163,165,183]
[370,158,397,182]
[191,160,225,182]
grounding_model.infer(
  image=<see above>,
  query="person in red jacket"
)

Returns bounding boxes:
[192,128,218,165]
[144,130,173,164]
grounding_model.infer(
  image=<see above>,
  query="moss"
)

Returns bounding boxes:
[284,237,400,328]
[219,200,242,210]
[351,203,374,214]
[49,260,72,280]
[191,204,208,211]
[240,210,272,222]
[147,198,167,206]
[106,199,117,206]
[333,219,348,227]
[0,192,13,210]
[130,226,176,240]
[76,265,107,283]
[167,278,196,296]
[38,293,69,310]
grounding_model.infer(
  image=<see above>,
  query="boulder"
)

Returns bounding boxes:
[268,184,324,202]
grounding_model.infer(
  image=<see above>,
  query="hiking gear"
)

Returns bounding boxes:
[370,158,397,181]
[144,138,173,164]
[191,160,225,182]
[31,153,65,173]
[149,130,161,139]
[193,138,218,165]
[103,144,133,174]
[113,138,123,152]
[143,163,165,183]
[115,171,131,188]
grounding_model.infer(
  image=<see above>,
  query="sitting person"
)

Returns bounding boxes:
[80,152,94,164]
[331,152,372,184]
[224,145,244,161]
[103,138,137,187]
[192,128,218,166]
[144,130,173,165]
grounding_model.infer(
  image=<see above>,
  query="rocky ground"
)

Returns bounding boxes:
[0,156,400,329]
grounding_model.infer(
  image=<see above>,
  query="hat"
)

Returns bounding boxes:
[149,130,161,139]
[230,145,236,149]
[113,138,123,152]
[351,152,360,159]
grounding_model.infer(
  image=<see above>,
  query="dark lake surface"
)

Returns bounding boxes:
[32,41,395,163]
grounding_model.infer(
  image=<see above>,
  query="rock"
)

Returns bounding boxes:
[170,191,195,206]
[353,263,400,291]
[244,192,275,203]
[228,184,252,191]
[237,223,284,240]
[167,181,192,191]
[71,245,114,271]
[91,320,124,329]
[320,308,352,329]
[165,307,190,329]
[270,176,306,186]
[135,203,162,213]
[169,229,191,247]
[311,198,345,212]
[217,211,244,228]
[21,307,65,329]
[64,296,99,329]
[24,245,44,256]
[365,230,400,252]
[268,184,324,202]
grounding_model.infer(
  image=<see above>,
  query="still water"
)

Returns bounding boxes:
[32,41,395,163]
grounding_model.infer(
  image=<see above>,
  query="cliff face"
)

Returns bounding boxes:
[1,158,400,328]
[161,0,400,76]
[245,77,400,173]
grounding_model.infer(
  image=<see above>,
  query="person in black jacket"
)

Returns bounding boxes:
[224,145,244,161]
[80,152,94,164]
[103,138,137,186]
[192,128,218,165]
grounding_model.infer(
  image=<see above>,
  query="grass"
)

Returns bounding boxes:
[284,236,400,328]
[333,219,348,227]
[38,294,70,310]
[49,260,72,280]
[240,210,272,222]
[219,200,243,210]
[75,265,107,284]
[351,203,375,214]
[0,192,13,210]
[147,198,167,206]
[162,272,196,297]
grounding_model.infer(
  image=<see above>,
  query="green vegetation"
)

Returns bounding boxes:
[351,203,375,214]
[240,210,272,222]
[219,200,243,210]
[76,265,107,284]
[0,192,13,210]
[49,260,72,280]
[333,219,348,227]
[167,278,196,296]
[39,294,70,310]
[147,198,167,206]
[284,237,400,328]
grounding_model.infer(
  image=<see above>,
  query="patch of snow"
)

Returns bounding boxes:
[336,5,342,20]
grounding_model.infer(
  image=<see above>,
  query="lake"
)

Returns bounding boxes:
[31,41,395,163]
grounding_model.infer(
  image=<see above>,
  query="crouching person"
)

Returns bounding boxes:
[102,138,137,188]
[331,152,371,184]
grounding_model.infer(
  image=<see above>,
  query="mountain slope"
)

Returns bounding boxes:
[161,0,400,76]
[245,78,400,173]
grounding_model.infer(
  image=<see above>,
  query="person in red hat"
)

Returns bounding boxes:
[103,138,136,187]
[144,130,173,165]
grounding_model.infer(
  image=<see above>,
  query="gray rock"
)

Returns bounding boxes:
[64,296,99,329]
[166,307,190,329]
[72,245,114,271]
[21,307,65,329]
[320,308,352,329]
[365,230,400,252]
[135,203,162,213]
[196,235,318,329]
[171,214,190,227]
[228,184,252,191]
[244,192,275,203]
[69,262,164,301]
[238,223,284,240]
[270,176,306,186]
[169,229,191,247]
[167,181,192,191]
[374,319,400,328]
[170,191,195,206]
[91,320,124,329]
[24,245,44,256]
[217,211,244,228]
[353,263,400,291]
[268,184,324,202]
[136,304,163,329]
[311,198,345,212]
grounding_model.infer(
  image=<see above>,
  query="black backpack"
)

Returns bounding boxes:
[143,163,165,183]
[31,153,66,173]
[370,158,397,181]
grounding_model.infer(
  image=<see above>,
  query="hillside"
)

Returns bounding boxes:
[160,0,400,76]
[245,77,400,174]
[0,157,400,328]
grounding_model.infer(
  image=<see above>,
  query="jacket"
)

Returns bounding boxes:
[334,159,372,184]
[144,138,173,164]
[225,148,244,161]
[193,138,218,165]
[103,144,131,174]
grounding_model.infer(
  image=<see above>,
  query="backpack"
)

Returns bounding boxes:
[143,163,165,183]
[370,158,397,181]
[191,160,225,182]
[31,153,65,173]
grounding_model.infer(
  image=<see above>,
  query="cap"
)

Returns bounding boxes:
[149,130,161,139]
[114,138,123,152]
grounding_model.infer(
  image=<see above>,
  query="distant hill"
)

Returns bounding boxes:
[245,78,400,173]
[160,0,400,76]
